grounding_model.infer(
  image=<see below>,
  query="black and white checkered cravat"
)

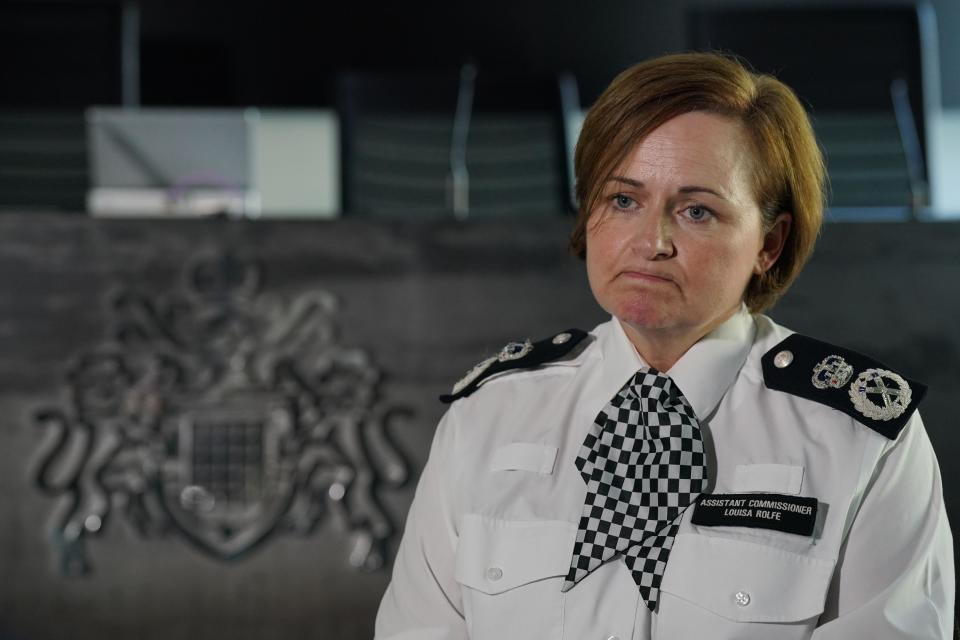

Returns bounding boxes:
[562,368,708,610]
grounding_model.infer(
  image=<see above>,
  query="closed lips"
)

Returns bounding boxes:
[622,270,674,282]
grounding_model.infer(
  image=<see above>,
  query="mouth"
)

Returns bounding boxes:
[620,270,674,284]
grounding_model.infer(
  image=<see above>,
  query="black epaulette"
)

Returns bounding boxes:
[762,333,927,440]
[440,329,590,404]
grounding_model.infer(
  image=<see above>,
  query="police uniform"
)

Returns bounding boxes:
[375,307,954,639]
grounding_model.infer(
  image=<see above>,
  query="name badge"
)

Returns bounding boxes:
[692,493,818,536]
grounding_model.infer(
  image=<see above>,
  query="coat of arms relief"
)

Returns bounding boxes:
[32,251,409,575]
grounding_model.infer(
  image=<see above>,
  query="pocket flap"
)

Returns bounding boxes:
[490,443,559,474]
[732,464,804,494]
[660,534,834,622]
[455,515,575,595]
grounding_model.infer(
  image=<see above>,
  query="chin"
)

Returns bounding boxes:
[612,300,677,331]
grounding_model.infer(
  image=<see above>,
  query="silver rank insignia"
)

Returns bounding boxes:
[441,330,588,404]
[763,333,926,440]
[849,368,913,421]
[498,339,533,362]
[812,355,854,389]
[451,356,498,396]
[450,339,534,396]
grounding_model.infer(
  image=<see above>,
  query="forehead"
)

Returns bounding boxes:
[614,111,754,194]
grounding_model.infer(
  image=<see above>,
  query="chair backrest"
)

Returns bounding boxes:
[337,69,575,218]
[688,4,938,214]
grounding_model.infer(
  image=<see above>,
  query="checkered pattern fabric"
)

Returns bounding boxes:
[561,369,707,610]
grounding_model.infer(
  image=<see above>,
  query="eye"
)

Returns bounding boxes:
[611,193,637,210]
[682,204,714,222]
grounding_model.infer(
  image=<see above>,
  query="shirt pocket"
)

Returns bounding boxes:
[454,514,575,640]
[655,533,834,640]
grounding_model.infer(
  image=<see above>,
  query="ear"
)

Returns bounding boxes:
[754,213,792,274]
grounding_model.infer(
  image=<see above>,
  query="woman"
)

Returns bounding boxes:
[375,52,953,639]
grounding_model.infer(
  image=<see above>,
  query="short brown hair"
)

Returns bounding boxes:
[570,52,826,313]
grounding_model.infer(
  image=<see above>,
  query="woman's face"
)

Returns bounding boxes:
[585,111,788,343]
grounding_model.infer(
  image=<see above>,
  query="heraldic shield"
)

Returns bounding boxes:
[159,389,298,560]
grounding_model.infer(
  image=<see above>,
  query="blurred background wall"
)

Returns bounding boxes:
[0,1,958,638]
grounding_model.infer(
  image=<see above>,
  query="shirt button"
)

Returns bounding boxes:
[773,350,794,368]
[486,567,503,581]
[734,591,751,606]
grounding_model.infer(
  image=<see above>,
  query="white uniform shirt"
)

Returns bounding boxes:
[375,309,954,639]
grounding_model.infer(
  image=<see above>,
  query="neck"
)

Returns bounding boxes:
[619,305,742,372]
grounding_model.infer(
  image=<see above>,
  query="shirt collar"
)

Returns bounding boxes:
[594,305,756,421]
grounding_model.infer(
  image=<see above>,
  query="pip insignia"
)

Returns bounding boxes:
[762,333,926,440]
[442,330,589,403]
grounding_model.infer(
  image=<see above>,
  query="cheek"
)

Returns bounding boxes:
[584,217,623,272]
[584,225,620,304]
[584,240,604,293]
[685,233,761,287]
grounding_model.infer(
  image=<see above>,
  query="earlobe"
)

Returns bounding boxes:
[755,213,792,275]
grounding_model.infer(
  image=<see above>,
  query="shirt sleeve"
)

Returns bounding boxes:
[374,408,468,640]
[813,412,955,639]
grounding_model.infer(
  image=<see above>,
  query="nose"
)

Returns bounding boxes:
[634,208,674,260]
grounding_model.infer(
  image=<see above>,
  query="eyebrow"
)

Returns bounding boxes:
[606,176,727,200]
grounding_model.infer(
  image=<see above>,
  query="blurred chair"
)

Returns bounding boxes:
[336,67,578,218]
[688,4,939,218]
[0,0,137,212]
